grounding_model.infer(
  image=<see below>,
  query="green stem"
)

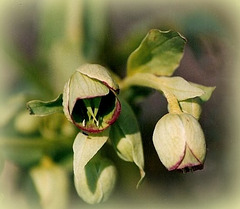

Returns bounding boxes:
[119,73,163,91]
[163,90,182,114]
[119,73,182,114]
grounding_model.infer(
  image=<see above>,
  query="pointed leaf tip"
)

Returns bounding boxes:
[26,94,63,116]
[127,29,186,76]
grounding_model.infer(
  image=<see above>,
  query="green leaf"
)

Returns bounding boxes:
[127,29,186,76]
[109,98,145,187]
[73,130,108,175]
[27,94,63,116]
[189,82,216,102]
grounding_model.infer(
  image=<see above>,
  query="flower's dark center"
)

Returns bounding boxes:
[72,91,117,129]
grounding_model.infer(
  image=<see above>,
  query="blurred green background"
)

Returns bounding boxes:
[1,0,240,208]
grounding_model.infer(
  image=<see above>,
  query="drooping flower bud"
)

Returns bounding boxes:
[63,64,121,133]
[74,157,117,204]
[153,113,206,172]
[30,157,69,209]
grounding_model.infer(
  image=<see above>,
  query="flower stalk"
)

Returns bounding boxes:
[163,90,182,114]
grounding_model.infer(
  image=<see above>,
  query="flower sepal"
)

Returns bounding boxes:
[153,113,206,172]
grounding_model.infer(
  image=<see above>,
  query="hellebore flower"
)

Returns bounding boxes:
[63,64,121,133]
[153,113,206,172]
[74,157,117,204]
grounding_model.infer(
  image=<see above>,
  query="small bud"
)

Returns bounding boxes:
[63,64,121,133]
[153,113,206,172]
[30,157,69,209]
[74,157,117,204]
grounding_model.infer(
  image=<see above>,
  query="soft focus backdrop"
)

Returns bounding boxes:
[1,0,240,208]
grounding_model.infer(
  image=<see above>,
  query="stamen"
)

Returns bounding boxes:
[83,98,102,126]
[83,99,98,123]
[93,97,101,117]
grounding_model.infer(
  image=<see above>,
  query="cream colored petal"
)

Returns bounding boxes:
[62,79,72,122]
[153,114,186,170]
[181,114,206,163]
[177,145,201,169]
[76,64,119,90]
[68,71,109,114]
[73,131,108,173]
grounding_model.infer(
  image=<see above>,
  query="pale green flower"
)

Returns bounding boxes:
[153,113,206,172]
[74,157,117,204]
[63,64,121,133]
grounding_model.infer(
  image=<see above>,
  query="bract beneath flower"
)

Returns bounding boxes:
[63,64,121,133]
